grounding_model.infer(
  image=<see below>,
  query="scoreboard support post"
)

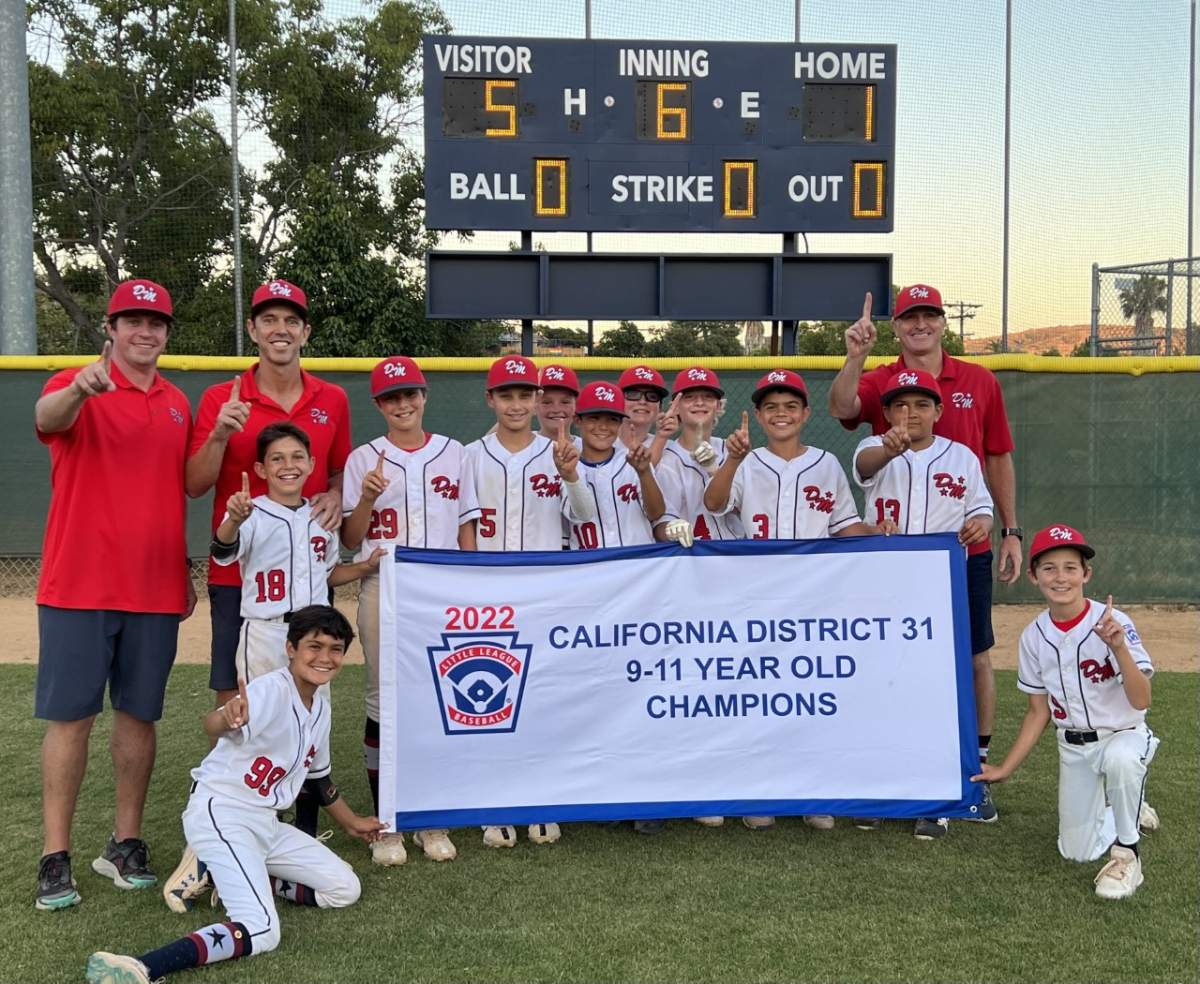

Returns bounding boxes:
[520,229,534,356]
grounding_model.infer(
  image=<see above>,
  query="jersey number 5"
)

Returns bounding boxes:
[245,756,286,796]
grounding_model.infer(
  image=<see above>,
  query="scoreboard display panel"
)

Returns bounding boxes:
[423,37,897,234]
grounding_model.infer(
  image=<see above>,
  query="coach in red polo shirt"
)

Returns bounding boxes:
[33,280,196,912]
[185,280,351,712]
[829,285,1023,821]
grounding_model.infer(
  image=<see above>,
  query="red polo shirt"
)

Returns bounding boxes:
[38,364,192,612]
[843,351,1015,556]
[189,365,352,587]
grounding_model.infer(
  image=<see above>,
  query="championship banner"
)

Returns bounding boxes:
[378,535,984,830]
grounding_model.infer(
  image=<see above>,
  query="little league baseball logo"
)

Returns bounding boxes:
[427,632,533,735]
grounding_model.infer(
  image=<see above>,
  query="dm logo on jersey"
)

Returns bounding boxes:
[169,407,185,425]
[427,632,533,735]
[310,407,329,425]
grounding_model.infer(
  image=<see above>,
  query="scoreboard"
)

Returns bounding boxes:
[423,37,897,234]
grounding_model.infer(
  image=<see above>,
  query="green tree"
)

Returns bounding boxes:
[795,315,964,357]
[1040,347,1063,357]
[645,321,743,357]
[28,0,447,354]
[595,321,646,357]
[1118,275,1168,353]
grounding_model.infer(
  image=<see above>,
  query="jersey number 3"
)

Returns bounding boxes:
[245,756,285,796]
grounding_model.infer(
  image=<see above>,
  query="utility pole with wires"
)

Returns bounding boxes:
[945,301,982,346]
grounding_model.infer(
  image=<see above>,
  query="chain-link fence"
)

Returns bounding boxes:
[1092,258,1200,356]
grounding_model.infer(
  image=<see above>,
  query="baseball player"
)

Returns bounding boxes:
[973,526,1159,899]
[566,381,689,552]
[465,357,597,848]
[536,363,581,438]
[616,365,670,460]
[850,369,993,839]
[342,356,480,865]
[87,606,385,984]
[705,370,877,833]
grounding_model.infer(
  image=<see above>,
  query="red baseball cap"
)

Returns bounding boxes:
[107,280,173,323]
[575,381,628,417]
[881,368,943,405]
[1029,525,1096,570]
[672,366,724,397]
[539,364,580,394]
[487,356,538,390]
[617,365,669,400]
[371,356,427,398]
[752,369,808,406]
[893,284,945,318]
[251,279,308,319]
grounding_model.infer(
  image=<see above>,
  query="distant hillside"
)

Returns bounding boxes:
[964,324,1190,355]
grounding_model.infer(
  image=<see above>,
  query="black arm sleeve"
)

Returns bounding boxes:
[210,535,239,561]
[302,774,340,807]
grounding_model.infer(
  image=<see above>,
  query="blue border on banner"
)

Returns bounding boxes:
[390,533,984,826]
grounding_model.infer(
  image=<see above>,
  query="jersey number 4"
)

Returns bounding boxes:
[245,756,286,796]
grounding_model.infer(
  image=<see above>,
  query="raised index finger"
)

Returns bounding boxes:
[100,340,112,371]
[241,471,251,496]
[741,410,749,432]
[557,419,566,442]
[375,448,386,473]
[1105,595,1114,618]
[237,675,249,705]
[862,292,874,322]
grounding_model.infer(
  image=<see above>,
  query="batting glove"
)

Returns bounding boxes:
[690,441,720,474]
[664,519,695,548]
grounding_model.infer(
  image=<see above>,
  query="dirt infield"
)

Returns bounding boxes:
[2,598,1195,671]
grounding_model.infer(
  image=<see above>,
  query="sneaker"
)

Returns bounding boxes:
[633,819,667,835]
[966,782,998,822]
[86,952,151,984]
[370,832,407,866]
[804,815,836,830]
[412,829,456,861]
[162,845,212,913]
[92,837,156,890]
[1139,802,1160,832]
[482,825,517,848]
[853,817,882,830]
[913,817,949,841]
[36,850,81,911]
[1094,845,1144,899]
[693,816,725,827]
[742,816,775,830]
[527,822,561,844]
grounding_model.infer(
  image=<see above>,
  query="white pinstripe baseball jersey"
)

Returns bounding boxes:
[656,438,745,540]
[465,433,585,551]
[565,454,672,549]
[191,668,331,810]
[213,497,337,619]
[852,435,994,533]
[1017,601,1154,732]
[342,435,481,561]
[719,447,859,540]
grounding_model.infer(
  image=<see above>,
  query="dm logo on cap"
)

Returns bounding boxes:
[428,632,533,735]
[634,367,654,381]
[687,368,710,382]
[767,371,788,383]
[898,371,919,385]
[1048,526,1075,541]
[908,286,931,299]
[268,281,293,297]
[595,385,616,402]
[132,284,159,303]
[383,361,407,378]
[545,367,565,380]
[505,359,529,375]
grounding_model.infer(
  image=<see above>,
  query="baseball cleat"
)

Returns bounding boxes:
[804,815,836,830]
[693,816,725,827]
[370,832,407,866]
[93,837,157,890]
[742,816,776,831]
[913,817,949,841]
[1138,802,1160,832]
[413,829,457,861]
[965,782,998,822]
[85,952,152,984]
[162,845,213,913]
[482,825,517,848]
[1094,846,1143,899]
[527,822,562,844]
[36,850,81,911]
[633,819,667,835]
[853,817,883,830]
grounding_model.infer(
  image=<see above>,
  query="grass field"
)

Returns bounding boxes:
[8,666,1197,984]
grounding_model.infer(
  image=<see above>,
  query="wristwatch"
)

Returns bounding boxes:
[1000,527,1023,540]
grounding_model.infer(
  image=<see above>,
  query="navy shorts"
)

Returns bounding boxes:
[966,550,996,657]
[208,584,243,691]
[35,606,180,722]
